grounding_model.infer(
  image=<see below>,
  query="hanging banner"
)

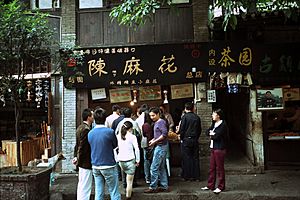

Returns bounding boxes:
[171,83,193,99]
[109,87,131,103]
[139,85,161,101]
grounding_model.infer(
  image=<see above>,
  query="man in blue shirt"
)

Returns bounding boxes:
[88,108,121,200]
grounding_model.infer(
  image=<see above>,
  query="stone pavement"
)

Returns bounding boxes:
[50,156,300,200]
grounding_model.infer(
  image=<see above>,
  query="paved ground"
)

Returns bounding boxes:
[50,156,300,200]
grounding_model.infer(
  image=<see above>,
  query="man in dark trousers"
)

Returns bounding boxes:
[179,102,202,181]
[72,108,94,200]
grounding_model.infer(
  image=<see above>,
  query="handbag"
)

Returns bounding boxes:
[145,146,155,160]
[141,136,148,148]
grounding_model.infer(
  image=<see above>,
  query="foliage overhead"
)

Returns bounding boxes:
[0,0,53,98]
[109,0,299,31]
[109,0,164,26]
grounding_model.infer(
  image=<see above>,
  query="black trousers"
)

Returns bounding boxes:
[180,139,200,180]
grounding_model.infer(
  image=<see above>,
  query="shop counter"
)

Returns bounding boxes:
[1,139,38,166]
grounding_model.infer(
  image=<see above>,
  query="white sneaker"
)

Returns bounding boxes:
[201,186,210,191]
[213,188,222,194]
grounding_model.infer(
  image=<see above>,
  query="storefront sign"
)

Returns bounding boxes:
[207,42,253,73]
[91,88,106,100]
[65,43,208,88]
[171,83,193,99]
[139,85,161,101]
[109,87,132,103]
[64,43,300,89]
[253,43,300,86]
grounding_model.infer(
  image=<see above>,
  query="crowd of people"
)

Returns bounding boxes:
[73,102,229,200]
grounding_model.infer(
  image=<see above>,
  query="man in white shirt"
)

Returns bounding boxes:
[115,107,141,136]
[105,104,120,128]
[135,104,149,131]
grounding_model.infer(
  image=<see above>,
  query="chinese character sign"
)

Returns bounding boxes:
[207,43,252,72]
[64,43,208,88]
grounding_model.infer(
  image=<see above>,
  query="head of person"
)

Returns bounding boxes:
[123,107,133,118]
[144,110,152,125]
[112,104,120,114]
[265,91,273,98]
[149,107,161,122]
[93,107,107,125]
[159,104,166,114]
[82,108,94,125]
[184,102,194,112]
[121,121,133,140]
[139,104,149,115]
[212,108,224,122]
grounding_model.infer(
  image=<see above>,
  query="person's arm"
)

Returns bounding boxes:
[179,116,186,139]
[197,116,202,139]
[206,123,214,136]
[149,120,168,146]
[167,114,175,130]
[210,123,226,141]
[111,129,118,149]
[132,135,140,165]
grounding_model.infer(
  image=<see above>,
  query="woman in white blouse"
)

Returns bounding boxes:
[117,121,140,200]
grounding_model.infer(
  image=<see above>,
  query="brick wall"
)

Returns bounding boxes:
[62,87,77,172]
[195,100,212,157]
[61,0,77,173]
[193,0,209,42]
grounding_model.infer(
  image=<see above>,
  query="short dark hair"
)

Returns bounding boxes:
[213,108,224,120]
[123,107,132,118]
[82,108,92,121]
[93,108,107,125]
[112,104,120,112]
[184,102,194,111]
[149,107,160,115]
[139,104,149,114]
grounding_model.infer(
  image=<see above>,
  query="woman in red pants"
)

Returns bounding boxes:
[201,108,229,194]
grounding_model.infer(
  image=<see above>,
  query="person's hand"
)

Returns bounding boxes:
[209,130,215,136]
[149,139,156,147]
[72,157,78,165]
[135,162,140,167]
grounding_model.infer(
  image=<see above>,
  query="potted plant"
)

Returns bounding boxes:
[0,0,55,199]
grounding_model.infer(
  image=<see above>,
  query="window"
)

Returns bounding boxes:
[172,0,189,4]
[30,0,60,10]
[79,0,103,9]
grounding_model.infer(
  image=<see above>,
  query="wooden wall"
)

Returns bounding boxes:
[77,5,194,46]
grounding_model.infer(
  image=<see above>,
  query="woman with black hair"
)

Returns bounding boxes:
[117,121,140,200]
[201,108,229,194]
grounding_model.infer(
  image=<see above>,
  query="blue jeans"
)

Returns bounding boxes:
[150,144,168,189]
[92,166,121,200]
[143,148,151,182]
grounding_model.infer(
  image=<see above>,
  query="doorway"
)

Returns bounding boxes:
[213,88,250,159]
